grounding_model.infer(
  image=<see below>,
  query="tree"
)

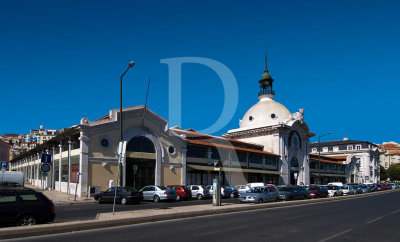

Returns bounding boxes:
[388,163,400,181]
[380,165,388,181]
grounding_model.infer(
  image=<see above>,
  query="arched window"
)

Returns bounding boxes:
[126,136,155,153]
[290,157,299,168]
[288,130,302,149]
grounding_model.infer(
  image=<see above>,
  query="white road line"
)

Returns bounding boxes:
[390,209,400,215]
[284,214,309,220]
[366,216,383,224]
[317,228,353,242]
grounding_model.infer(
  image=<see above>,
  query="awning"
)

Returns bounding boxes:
[187,164,283,175]
[311,173,349,178]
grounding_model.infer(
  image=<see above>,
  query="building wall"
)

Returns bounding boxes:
[162,166,182,186]
[88,162,119,191]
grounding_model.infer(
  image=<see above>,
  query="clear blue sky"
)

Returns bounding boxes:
[1,0,399,144]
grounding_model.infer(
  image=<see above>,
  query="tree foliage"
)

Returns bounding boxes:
[388,163,400,181]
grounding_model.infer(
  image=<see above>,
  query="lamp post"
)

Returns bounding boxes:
[119,61,135,186]
[113,61,135,215]
[318,132,333,184]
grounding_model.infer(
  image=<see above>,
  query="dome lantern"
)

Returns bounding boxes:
[258,56,275,99]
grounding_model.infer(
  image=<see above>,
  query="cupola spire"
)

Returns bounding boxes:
[258,55,275,99]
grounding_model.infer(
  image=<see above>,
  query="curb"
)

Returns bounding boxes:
[0,189,398,240]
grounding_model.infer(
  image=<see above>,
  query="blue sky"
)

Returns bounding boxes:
[1,0,399,144]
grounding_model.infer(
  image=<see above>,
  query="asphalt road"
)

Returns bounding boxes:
[55,197,239,223]
[11,191,400,242]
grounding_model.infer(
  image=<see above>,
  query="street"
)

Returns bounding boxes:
[10,191,400,242]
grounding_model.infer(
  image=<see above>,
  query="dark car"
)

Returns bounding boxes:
[307,185,328,198]
[222,186,239,198]
[94,187,143,205]
[167,185,192,201]
[277,185,308,201]
[0,188,55,226]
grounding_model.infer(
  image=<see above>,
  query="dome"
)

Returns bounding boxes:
[240,97,291,129]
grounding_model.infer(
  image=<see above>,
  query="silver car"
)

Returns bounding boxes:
[188,185,211,200]
[341,185,356,195]
[239,186,279,204]
[140,185,177,203]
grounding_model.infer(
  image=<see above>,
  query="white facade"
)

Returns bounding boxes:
[223,59,314,185]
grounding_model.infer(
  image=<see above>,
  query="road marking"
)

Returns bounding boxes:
[366,216,383,224]
[196,225,249,236]
[317,228,353,242]
[284,214,309,220]
[390,209,400,215]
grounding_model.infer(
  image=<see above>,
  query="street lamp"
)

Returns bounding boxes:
[119,61,135,185]
[318,132,333,184]
[113,61,135,215]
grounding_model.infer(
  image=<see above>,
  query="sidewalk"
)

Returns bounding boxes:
[24,184,95,205]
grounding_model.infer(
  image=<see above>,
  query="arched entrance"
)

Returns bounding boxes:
[125,136,156,190]
[290,157,299,185]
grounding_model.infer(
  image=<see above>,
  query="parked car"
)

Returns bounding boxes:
[0,187,55,226]
[388,183,397,189]
[140,185,177,203]
[358,184,371,193]
[277,185,308,201]
[222,186,239,198]
[341,185,356,195]
[347,183,363,194]
[326,185,343,197]
[376,184,384,191]
[188,185,210,200]
[94,187,143,205]
[307,185,328,198]
[235,185,251,197]
[382,184,390,190]
[239,186,279,204]
[167,185,192,201]
[367,183,377,192]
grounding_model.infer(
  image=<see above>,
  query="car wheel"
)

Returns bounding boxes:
[197,194,203,200]
[256,198,263,204]
[18,215,37,226]
[304,195,307,199]
[98,197,103,204]
[333,193,337,197]
[121,198,128,205]
[153,195,160,203]
[176,195,181,201]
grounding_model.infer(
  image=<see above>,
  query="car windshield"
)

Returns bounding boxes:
[278,186,293,192]
[248,187,264,193]
[342,185,348,189]
[360,184,367,188]
[158,186,169,190]
[309,186,319,191]
[182,186,189,189]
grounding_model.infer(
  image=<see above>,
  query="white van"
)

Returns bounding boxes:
[327,182,343,187]
[247,183,265,188]
[0,171,24,187]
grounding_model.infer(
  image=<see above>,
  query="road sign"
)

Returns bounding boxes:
[41,163,51,173]
[0,161,8,170]
[214,160,221,171]
[41,154,52,163]
[133,164,138,175]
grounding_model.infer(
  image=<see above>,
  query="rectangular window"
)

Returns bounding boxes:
[356,145,361,150]
[312,148,317,153]
[333,146,339,151]
[323,147,328,152]
[347,146,353,151]
[0,194,16,203]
